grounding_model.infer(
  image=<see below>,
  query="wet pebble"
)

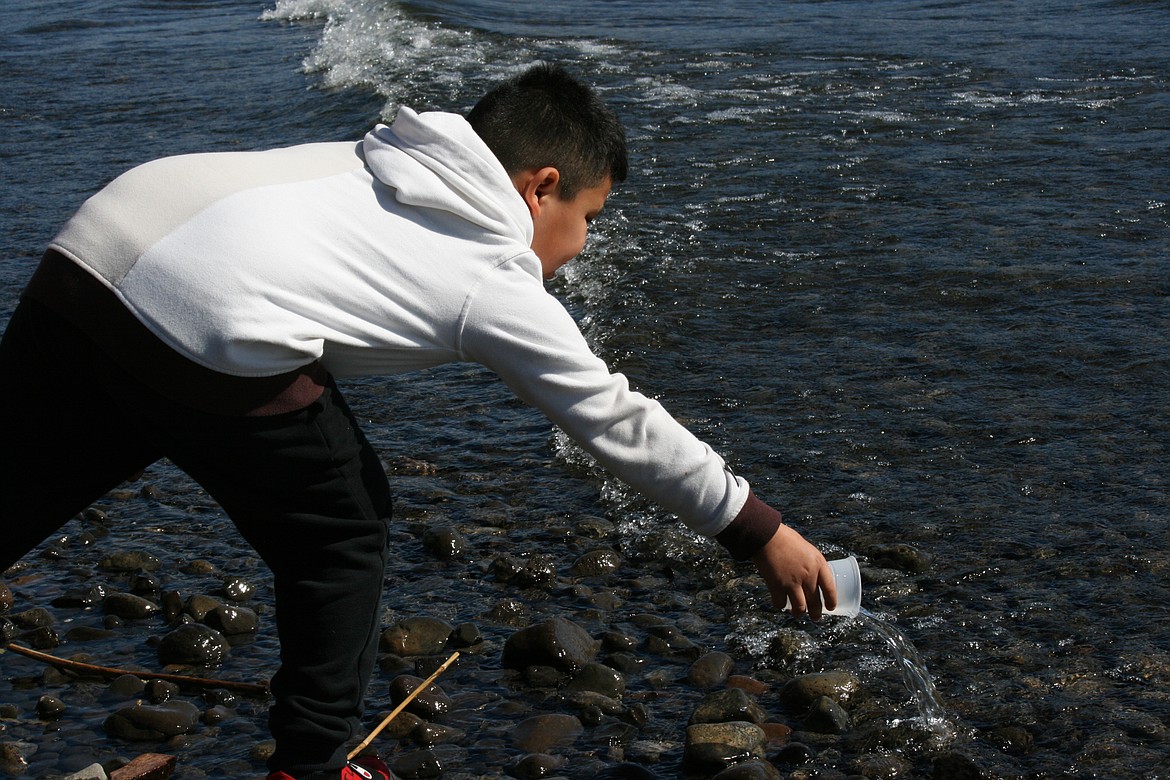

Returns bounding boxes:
[780,671,861,711]
[221,576,255,602]
[103,592,160,620]
[381,616,454,656]
[51,584,108,609]
[570,548,622,577]
[147,679,180,703]
[389,674,453,719]
[391,748,443,779]
[181,559,219,575]
[687,651,734,690]
[98,550,161,573]
[684,721,766,771]
[157,623,230,666]
[103,700,201,740]
[183,594,222,622]
[689,688,767,725]
[867,543,931,574]
[510,713,584,753]
[511,752,565,779]
[712,760,781,780]
[422,526,466,560]
[0,581,12,613]
[564,661,626,698]
[0,741,37,776]
[450,621,482,648]
[503,617,600,673]
[486,598,528,625]
[203,604,259,635]
[65,625,119,642]
[19,625,60,649]
[11,607,54,629]
[801,695,851,734]
[36,695,67,720]
[107,674,146,698]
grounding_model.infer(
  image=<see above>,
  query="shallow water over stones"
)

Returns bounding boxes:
[0,472,961,780]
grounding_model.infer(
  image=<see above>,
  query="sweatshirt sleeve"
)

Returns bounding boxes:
[457,254,759,544]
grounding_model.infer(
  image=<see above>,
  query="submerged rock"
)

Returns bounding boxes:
[510,713,585,753]
[104,700,201,740]
[684,721,767,771]
[780,671,861,711]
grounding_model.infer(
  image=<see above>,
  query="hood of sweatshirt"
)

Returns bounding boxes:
[361,107,534,247]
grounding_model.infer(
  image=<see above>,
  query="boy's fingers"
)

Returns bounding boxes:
[820,560,838,613]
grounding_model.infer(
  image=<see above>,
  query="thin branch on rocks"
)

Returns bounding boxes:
[2,643,270,695]
[348,650,460,760]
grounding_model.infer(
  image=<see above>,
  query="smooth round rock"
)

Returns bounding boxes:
[570,549,622,577]
[802,695,851,734]
[780,671,861,710]
[684,721,767,771]
[184,594,223,622]
[564,662,626,698]
[422,527,466,560]
[689,688,767,725]
[868,542,931,574]
[221,577,255,602]
[36,695,67,720]
[390,749,443,779]
[381,616,454,656]
[712,760,781,780]
[104,700,201,740]
[511,713,584,753]
[157,623,230,666]
[103,592,160,620]
[108,674,147,698]
[389,674,453,719]
[98,550,161,572]
[203,605,259,635]
[512,752,565,779]
[688,651,734,690]
[11,607,53,629]
[503,617,600,673]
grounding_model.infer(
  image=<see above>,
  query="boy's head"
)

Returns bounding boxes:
[468,64,628,277]
[468,63,628,200]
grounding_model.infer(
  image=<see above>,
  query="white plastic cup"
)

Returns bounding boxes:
[784,556,862,618]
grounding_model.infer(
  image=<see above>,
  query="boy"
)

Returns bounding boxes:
[0,64,836,780]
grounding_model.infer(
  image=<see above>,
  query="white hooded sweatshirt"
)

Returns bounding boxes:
[49,108,752,540]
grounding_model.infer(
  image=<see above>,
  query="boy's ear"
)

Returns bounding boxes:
[513,166,561,218]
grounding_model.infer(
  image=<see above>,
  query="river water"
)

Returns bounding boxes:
[1,1,1168,778]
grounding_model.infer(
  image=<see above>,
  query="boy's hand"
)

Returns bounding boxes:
[750,523,836,620]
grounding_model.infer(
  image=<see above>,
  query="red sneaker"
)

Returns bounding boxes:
[265,755,395,780]
[343,756,394,780]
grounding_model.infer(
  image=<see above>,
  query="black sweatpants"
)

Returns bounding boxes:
[0,298,393,776]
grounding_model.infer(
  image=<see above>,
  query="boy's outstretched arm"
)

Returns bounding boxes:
[751,523,837,620]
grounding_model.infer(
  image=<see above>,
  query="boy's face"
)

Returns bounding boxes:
[514,168,612,279]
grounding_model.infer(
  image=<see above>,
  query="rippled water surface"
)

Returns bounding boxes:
[2,1,1168,778]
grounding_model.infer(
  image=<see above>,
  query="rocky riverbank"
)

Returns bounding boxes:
[0,477,968,780]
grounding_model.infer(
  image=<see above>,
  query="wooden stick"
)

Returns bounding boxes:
[347,651,459,760]
[2,643,270,695]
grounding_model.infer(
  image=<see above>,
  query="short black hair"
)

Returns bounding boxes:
[467,63,628,200]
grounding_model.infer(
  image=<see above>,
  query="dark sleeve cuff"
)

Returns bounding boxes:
[714,490,784,561]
